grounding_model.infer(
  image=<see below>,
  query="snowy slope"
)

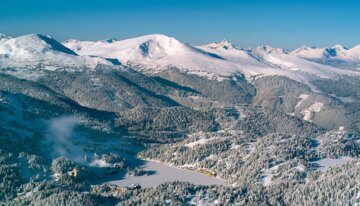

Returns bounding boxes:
[0,33,11,40]
[64,34,244,79]
[64,35,360,86]
[290,44,360,68]
[199,42,360,87]
[252,45,356,78]
[1,33,356,86]
[199,40,270,68]
[0,34,114,70]
[347,45,360,60]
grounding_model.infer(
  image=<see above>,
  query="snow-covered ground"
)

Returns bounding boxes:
[330,94,355,103]
[63,34,360,88]
[295,94,309,108]
[290,44,360,62]
[108,160,227,188]
[301,102,324,121]
[184,136,218,148]
[64,34,243,81]
[1,32,360,87]
[311,157,354,171]
[0,34,115,80]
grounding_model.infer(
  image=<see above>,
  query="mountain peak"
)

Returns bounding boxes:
[290,44,360,61]
[295,45,319,51]
[104,38,117,43]
[141,33,173,39]
[321,44,348,58]
[0,33,10,40]
[254,45,285,54]
[130,34,178,43]
[332,44,347,50]
[0,33,117,70]
[8,34,78,55]
[202,40,236,50]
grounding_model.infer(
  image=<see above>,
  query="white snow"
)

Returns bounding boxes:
[260,162,306,187]
[301,102,324,121]
[295,164,306,172]
[0,33,10,40]
[63,34,360,88]
[295,94,309,108]
[260,163,283,187]
[184,137,217,148]
[243,143,255,159]
[290,46,326,59]
[108,160,227,188]
[64,34,243,81]
[312,157,353,171]
[231,143,240,150]
[205,154,217,160]
[0,34,114,79]
[330,94,355,103]
[1,33,359,87]
[262,174,273,187]
[291,44,360,64]
[89,159,111,168]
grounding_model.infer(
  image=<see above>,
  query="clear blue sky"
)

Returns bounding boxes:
[1,0,359,49]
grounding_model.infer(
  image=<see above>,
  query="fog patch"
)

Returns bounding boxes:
[46,116,84,162]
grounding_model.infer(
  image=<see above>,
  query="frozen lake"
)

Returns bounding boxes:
[311,157,353,171]
[108,160,228,188]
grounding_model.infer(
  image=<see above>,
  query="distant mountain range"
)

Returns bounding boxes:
[2,33,359,83]
[1,32,360,128]
[64,34,360,85]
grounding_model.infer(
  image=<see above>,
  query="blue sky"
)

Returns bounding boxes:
[1,0,359,49]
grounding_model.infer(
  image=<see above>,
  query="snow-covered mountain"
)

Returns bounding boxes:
[251,45,356,77]
[64,34,360,87]
[198,41,270,68]
[0,34,114,71]
[0,33,10,40]
[63,34,243,80]
[199,41,360,89]
[0,32,359,87]
[294,44,360,60]
[290,44,360,69]
[0,32,359,205]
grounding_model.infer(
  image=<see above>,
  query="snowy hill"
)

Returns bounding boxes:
[291,45,346,59]
[200,42,360,88]
[291,44,360,60]
[0,33,358,86]
[198,41,270,68]
[64,35,360,87]
[0,34,114,72]
[252,45,356,77]
[64,34,242,80]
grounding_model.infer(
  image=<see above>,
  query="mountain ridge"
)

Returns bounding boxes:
[0,32,359,86]
[61,33,360,89]
[0,33,116,78]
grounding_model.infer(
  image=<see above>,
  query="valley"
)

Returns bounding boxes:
[0,32,359,205]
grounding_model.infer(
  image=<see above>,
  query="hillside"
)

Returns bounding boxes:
[0,33,359,205]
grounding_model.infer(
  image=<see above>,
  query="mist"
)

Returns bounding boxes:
[46,116,84,162]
